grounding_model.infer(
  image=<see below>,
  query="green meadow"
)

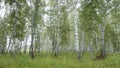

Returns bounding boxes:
[0,53,120,68]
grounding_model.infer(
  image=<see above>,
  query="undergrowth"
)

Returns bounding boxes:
[0,52,120,68]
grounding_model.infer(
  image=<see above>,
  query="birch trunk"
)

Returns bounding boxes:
[89,38,93,58]
[101,26,106,58]
[95,32,99,52]
[1,6,7,54]
[38,36,41,54]
[24,36,28,54]
[37,30,41,54]
[57,0,60,55]
[54,23,57,57]
[6,36,11,53]
[29,0,36,58]
[110,39,113,53]
[74,9,80,60]
[11,0,18,55]
[81,31,84,54]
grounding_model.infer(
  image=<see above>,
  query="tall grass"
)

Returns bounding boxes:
[0,52,120,68]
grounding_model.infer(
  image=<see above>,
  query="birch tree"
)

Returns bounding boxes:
[74,0,81,60]
[29,0,41,58]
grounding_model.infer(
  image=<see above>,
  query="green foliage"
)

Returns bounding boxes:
[3,0,30,40]
[60,19,70,45]
[80,0,100,32]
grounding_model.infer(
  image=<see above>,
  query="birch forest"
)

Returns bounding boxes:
[0,0,120,68]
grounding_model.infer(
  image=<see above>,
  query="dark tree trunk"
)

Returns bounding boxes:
[29,0,40,58]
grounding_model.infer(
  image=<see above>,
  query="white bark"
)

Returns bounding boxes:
[95,32,99,51]
[101,25,106,57]
[56,19,60,54]
[81,31,84,53]
[11,0,18,55]
[110,39,113,53]
[90,38,93,53]
[90,38,93,58]
[74,10,79,52]
[74,0,80,60]
[24,36,28,53]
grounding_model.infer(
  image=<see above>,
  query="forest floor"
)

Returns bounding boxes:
[0,52,120,68]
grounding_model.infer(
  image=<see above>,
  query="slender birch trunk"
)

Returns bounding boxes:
[24,36,28,53]
[36,28,41,54]
[30,11,35,58]
[74,9,80,60]
[56,0,60,55]
[81,31,84,54]
[95,32,99,52]
[101,26,106,58]
[29,0,40,58]
[90,38,93,59]
[11,0,18,55]
[110,39,113,53]
[29,0,36,58]
[54,22,57,57]
[38,34,41,54]
[1,5,7,54]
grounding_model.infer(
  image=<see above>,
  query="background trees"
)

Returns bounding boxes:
[0,0,120,60]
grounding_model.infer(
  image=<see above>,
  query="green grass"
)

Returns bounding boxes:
[0,52,120,68]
